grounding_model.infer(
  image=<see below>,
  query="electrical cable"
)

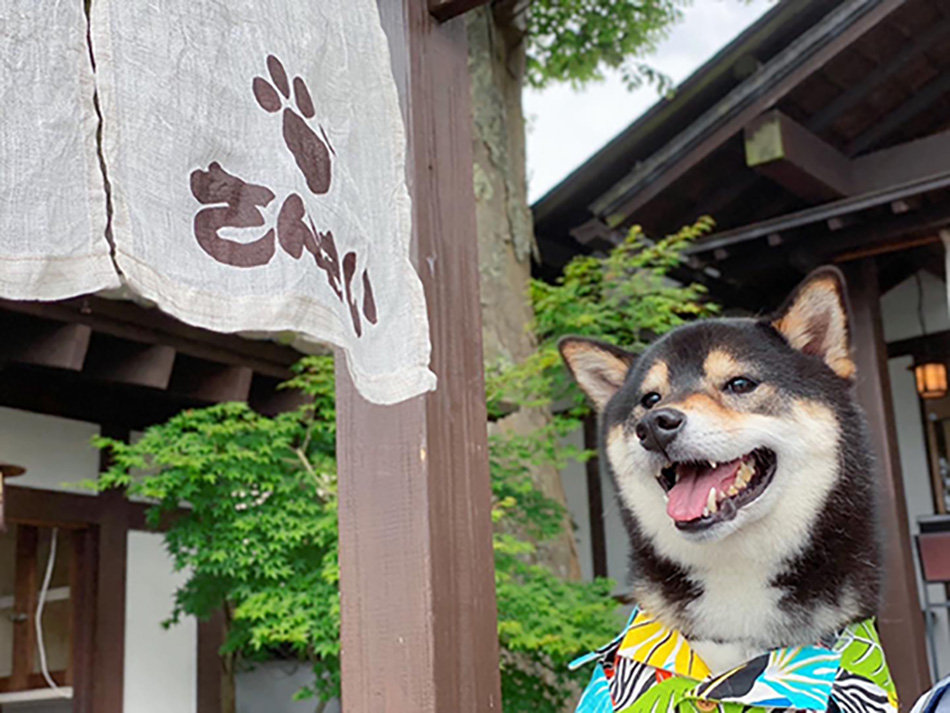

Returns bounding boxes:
[35,527,71,698]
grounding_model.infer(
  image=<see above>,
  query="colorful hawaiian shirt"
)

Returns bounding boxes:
[571,608,898,713]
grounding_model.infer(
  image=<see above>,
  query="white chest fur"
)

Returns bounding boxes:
[686,564,781,647]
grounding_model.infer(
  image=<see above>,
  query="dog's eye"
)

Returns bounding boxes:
[725,376,758,394]
[640,392,661,409]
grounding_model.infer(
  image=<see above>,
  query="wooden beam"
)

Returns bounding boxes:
[10,525,38,691]
[167,355,253,403]
[853,129,950,193]
[0,314,91,371]
[888,329,950,360]
[842,260,931,703]
[0,298,299,379]
[744,114,950,205]
[336,2,501,712]
[428,0,489,22]
[0,671,67,693]
[744,110,853,201]
[6,486,104,529]
[83,334,177,390]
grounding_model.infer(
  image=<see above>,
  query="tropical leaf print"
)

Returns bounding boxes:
[836,621,897,703]
[618,610,711,679]
[618,673,698,713]
[829,669,897,713]
[690,647,838,710]
[691,655,769,701]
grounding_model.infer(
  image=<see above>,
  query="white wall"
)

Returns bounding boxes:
[124,531,197,713]
[0,407,99,495]
[881,270,950,343]
[236,662,340,713]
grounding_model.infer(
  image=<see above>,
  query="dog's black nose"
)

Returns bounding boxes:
[635,408,686,452]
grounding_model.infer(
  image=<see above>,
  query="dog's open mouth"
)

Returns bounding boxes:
[657,448,777,531]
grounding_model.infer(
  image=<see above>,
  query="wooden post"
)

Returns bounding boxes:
[335,2,502,712]
[843,259,931,706]
[583,416,608,578]
[92,426,131,713]
[197,609,228,713]
[10,525,38,691]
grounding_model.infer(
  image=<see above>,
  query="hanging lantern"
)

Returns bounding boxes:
[0,463,26,533]
[915,361,949,399]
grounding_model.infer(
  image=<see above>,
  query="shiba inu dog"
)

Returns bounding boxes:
[559,268,880,675]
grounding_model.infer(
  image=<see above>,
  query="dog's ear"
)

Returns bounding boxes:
[770,267,855,380]
[559,337,636,411]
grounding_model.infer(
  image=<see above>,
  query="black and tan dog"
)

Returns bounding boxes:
[560,268,880,674]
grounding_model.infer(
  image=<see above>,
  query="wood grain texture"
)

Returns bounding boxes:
[336,2,501,712]
[70,528,97,713]
[91,491,127,713]
[197,609,227,713]
[10,525,38,691]
[844,259,930,705]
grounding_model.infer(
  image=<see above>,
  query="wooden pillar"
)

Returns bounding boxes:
[583,416,608,578]
[196,609,228,713]
[92,426,130,713]
[335,3,501,713]
[10,525,38,691]
[843,259,931,705]
[71,528,98,713]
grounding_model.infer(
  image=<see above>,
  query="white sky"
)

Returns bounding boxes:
[525,0,776,202]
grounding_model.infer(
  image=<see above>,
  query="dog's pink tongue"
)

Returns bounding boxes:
[667,460,742,522]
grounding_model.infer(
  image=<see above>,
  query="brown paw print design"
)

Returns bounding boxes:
[253,55,333,195]
[190,55,377,338]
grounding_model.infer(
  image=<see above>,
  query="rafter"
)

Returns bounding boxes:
[808,16,950,133]
[847,70,950,155]
[167,355,253,403]
[745,110,853,201]
[0,314,91,371]
[83,335,176,390]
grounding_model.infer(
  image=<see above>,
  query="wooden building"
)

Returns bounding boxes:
[535,0,950,705]
[0,297,305,711]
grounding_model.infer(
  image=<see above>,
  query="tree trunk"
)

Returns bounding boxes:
[466,4,582,581]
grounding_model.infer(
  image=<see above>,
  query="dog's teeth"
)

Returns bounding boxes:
[708,460,717,469]
[702,506,710,518]
[707,487,718,513]
[727,485,739,496]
